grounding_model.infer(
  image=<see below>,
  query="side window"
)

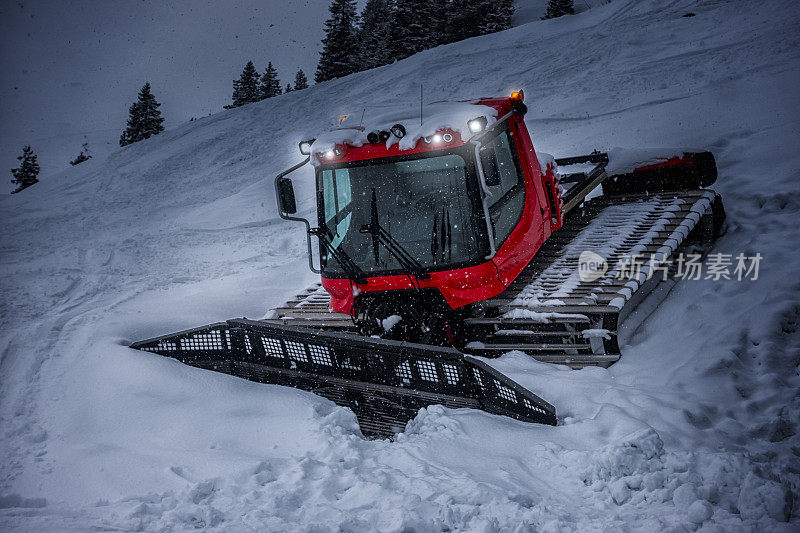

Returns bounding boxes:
[481,130,525,246]
[320,169,352,249]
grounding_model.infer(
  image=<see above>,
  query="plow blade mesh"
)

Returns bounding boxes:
[131,319,556,437]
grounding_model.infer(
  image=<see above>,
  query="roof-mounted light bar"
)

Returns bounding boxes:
[422,132,454,145]
[312,93,526,157]
[324,147,343,160]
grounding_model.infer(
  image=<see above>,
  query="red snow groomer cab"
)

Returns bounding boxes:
[276,92,721,347]
[133,91,724,437]
[306,93,564,341]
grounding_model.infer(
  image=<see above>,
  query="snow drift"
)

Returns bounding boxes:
[1,0,799,530]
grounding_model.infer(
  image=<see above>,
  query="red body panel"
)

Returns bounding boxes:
[490,113,564,287]
[320,96,564,313]
[324,261,507,313]
[634,154,694,172]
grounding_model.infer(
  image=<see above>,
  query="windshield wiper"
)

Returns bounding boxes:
[430,207,452,266]
[360,189,430,279]
[310,226,368,283]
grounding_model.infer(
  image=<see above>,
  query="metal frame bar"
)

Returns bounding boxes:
[554,152,610,215]
[468,111,514,260]
[561,162,608,214]
[274,157,319,272]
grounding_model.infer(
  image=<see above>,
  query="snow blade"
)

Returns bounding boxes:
[130,318,557,437]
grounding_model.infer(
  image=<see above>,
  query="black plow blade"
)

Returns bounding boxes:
[130,319,557,437]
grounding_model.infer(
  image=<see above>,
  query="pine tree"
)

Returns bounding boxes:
[389,0,436,60]
[259,62,283,99]
[119,83,165,147]
[543,0,574,19]
[445,0,513,42]
[226,61,261,109]
[483,0,515,34]
[285,83,292,93]
[69,142,92,166]
[315,0,360,83]
[137,84,165,139]
[429,0,453,46]
[357,0,393,69]
[294,69,309,90]
[119,85,162,147]
[10,145,40,194]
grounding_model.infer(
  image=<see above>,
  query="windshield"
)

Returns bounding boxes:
[317,152,482,276]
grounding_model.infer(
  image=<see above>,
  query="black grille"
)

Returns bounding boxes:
[131,319,557,437]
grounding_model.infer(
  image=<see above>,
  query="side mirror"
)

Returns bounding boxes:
[277,177,297,214]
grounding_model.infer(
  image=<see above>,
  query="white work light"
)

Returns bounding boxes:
[468,117,487,134]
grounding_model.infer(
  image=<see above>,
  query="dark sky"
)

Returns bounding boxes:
[0,0,335,174]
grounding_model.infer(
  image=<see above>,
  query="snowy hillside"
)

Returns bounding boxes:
[2,0,799,530]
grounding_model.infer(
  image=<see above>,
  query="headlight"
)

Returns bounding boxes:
[468,117,487,134]
[390,124,406,139]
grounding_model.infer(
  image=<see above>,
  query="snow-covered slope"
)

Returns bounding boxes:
[2,0,799,530]
[513,0,607,24]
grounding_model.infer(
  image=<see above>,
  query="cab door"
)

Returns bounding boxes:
[481,121,548,286]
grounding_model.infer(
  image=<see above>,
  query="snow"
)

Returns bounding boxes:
[581,329,611,340]
[381,314,402,332]
[687,499,713,524]
[2,0,800,530]
[536,150,557,176]
[503,308,589,322]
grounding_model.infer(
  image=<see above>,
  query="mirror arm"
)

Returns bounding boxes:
[274,157,320,273]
